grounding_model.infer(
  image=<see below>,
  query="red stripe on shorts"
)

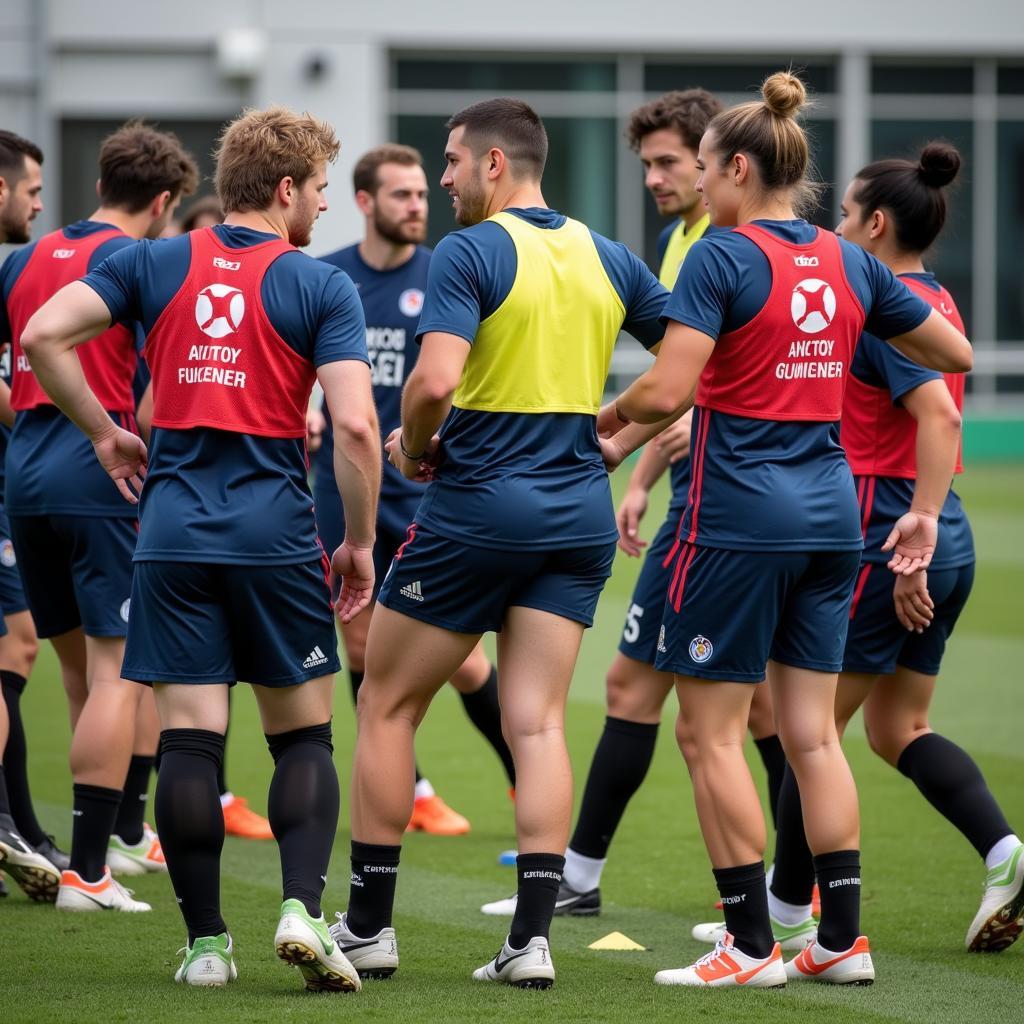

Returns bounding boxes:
[686,409,710,544]
[848,563,872,620]
[669,543,698,613]
[394,523,418,560]
[859,476,876,541]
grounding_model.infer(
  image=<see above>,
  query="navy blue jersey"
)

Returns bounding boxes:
[316,243,429,533]
[662,220,932,552]
[413,207,668,551]
[82,224,368,563]
[849,273,973,570]
[1,221,140,517]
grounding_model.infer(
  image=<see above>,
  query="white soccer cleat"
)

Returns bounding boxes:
[0,823,61,902]
[691,915,817,951]
[275,899,361,992]
[966,842,1024,952]
[175,933,238,987]
[655,933,786,988]
[107,823,167,876]
[329,911,399,979]
[481,892,518,916]
[785,935,874,984]
[473,934,555,989]
[480,881,600,917]
[55,868,152,912]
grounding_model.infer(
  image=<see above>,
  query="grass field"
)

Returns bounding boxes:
[3,466,1023,1022]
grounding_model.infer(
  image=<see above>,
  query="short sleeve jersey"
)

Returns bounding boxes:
[315,243,430,535]
[0,221,140,517]
[81,224,368,564]
[661,220,932,552]
[845,272,973,569]
[413,207,668,551]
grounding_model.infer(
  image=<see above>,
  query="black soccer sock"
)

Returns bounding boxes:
[713,861,775,959]
[347,840,401,937]
[0,764,13,821]
[112,754,154,846]
[459,666,516,787]
[754,734,787,829]
[0,673,46,845]
[70,783,123,882]
[266,722,339,919]
[510,853,565,949]
[155,729,227,942]
[217,692,231,797]
[897,732,1014,860]
[770,765,816,906]
[351,669,423,783]
[814,850,862,951]
[569,717,659,860]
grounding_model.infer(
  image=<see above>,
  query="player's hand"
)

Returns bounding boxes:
[596,400,628,439]
[654,411,692,463]
[306,406,326,454]
[599,435,628,474]
[893,570,934,633]
[882,510,938,575]
[616,486,649,557]
[91,422,147,504]
[385,427,441,482]
[331,540,375,623]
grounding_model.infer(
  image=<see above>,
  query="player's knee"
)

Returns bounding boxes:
[863,708,925,767]
[674,712,700,768]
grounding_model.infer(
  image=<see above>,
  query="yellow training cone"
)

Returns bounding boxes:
[588,932,646,951]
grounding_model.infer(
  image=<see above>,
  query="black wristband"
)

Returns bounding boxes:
[399,435,426,461]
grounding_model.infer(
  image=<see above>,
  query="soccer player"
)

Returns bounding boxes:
[0,128,64,901]
[2,122,196,910]
[329,98,668,989]
[598,71,972,988]
[316,143,515,835]
[768,142,1023,957]
[22,105,378,991]
[482,87,791,919]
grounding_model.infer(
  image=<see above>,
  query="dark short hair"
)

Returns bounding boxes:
[98,120,199,212]
[446,98,548,180]
[626,89,724,152]
[180,194,223,232]
[0,130,43,183]
[852,141,961,254]
[352,144,423,196]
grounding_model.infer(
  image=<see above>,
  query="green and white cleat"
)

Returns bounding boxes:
[966,843,1024,952]
[175,933,238,987]
[275,898,361,992]
[691,915,817,951]
[107,824,167,876]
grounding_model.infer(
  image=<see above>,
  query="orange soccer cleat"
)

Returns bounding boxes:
[223,795,274,840]
[406,794,471,836]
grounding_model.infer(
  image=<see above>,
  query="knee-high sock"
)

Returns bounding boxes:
[0,672,46,846]
[770,764,815,906]
[459,666,516,787]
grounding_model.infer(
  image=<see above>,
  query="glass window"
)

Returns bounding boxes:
[870,121,974,330]
[60,118,225,226]
[394,58,616,92]
[996,121,1024,341]
[644,60,836,97]
[871,62,973,95]
[396,115,618,248]
[998,64,1024,95]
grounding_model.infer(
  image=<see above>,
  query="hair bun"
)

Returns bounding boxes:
[918,141,961,188]
[761,71,807,118]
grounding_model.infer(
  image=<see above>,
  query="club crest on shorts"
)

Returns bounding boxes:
[0,540,16,567]
[688,634,713,663]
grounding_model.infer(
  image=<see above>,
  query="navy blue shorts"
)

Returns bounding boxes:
[654,544,862,681]
[0,508,28,623]
[618,508,685,665]
[122,559,341,687]
[843,561,974,677]
[377,523,616,634]
[9,513,135,638]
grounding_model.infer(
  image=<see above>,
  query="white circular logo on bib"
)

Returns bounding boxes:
[398,288,424,318]
[791,278,836,335]
[195,284,245,338]
[689,635,714,663]
[120,599,131,623]
[0,540,16,567]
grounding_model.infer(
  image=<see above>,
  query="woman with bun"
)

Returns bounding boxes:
[597,73,973,989]
[766,142,1023,959]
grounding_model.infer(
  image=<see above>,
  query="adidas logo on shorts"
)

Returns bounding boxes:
[400,580,424,602]
[302,645,329,669]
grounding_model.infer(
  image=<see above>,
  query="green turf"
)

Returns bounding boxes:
[3,466,1022,1021]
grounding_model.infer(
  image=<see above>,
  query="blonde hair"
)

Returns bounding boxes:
[707,71,823,214]
[215,106,340,213]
